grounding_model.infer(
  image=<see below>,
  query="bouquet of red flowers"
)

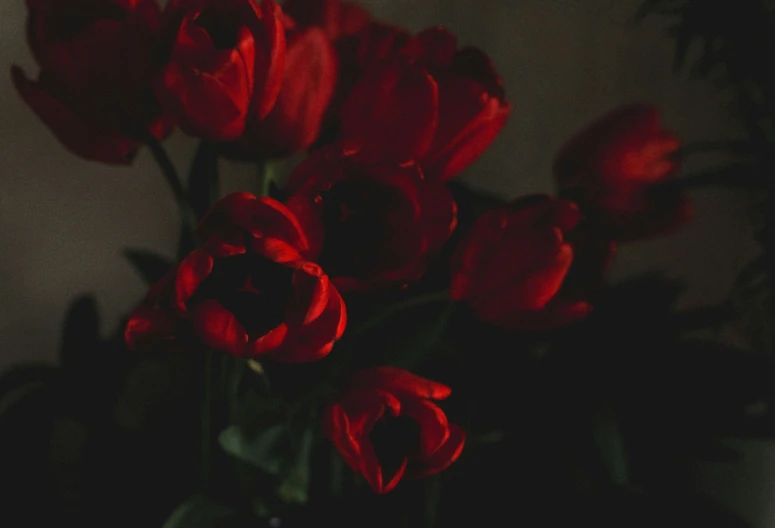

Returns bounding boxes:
[5,0,769,527]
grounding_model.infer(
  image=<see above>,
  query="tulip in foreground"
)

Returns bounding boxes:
[324,367,466,494]
[125,193,346,362]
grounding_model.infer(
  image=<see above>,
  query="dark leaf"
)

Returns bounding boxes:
[59,294,100,369]
[188,141,220,221]
[277,428,314,505]
[342,295,457,371]
[219,424,289,475]
[124,248,175,285]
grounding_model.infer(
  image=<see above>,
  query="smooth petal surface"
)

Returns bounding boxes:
[449,197,600,329]
[190,299,249,356]
[351,367,452,400]
[400,398,450,457]
[244,27,338,157]
[174,248,214,310]
[252,0,286,119]
[12,66,141,164]
[198,193,310,254]
[413,423,466,477]
[340,59,438,164]
[160,20,255,140]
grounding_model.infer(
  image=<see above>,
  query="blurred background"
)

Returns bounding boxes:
[0,0,768,525]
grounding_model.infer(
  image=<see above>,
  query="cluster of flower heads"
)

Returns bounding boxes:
[14,0,692,494]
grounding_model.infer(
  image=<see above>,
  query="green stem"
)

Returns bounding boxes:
[257,161,275,198]
[351,291,452,338]
[145,136,197,230]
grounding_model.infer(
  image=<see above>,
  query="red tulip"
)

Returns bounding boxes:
[450,195,613,330]
[12,0,172,164]
[157,0,285,141]
[341,26,511,181]
[125,193,346,362]
[228,24,338,158]
[282,0,371,40]
[324,367,465,494]
[284,144,457,291]
[554,104,692,242]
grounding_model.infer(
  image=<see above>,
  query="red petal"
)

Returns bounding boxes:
[11,66,141,164]
[189,299,248,356]
[474,241,573,315]
[289,263,329,325]
[124,305,177,350]
[160,22,255,140]
[323,403,363,472]
[174,248,213,310]
[400,398,450,457]
[252,0,286,119]
[197,193,310,254]
[249,323,288,355]
[339,2,372,37]
[269,283,346,363]
[340,59,438,164]
[350,367,452,400]
[413,423,465,477]
[401,26,457,65]
[357,436,386,493]
[243,27,338,157]
[418,181,458,253]
[340,389,401,436]
[423,95,510,182]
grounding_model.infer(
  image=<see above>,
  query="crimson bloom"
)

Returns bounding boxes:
[450,195,613,330]
[282,0,371,41]
[12,0,172,164]
[284,0,409,137]
[125,193,346,362]
[284,144,457,291]
[324,367,466,494]
[341,26,511,182]
[157,0,285,141]
[229,22,338,158]
[554,103,692,242]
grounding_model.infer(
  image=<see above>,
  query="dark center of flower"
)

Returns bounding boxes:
[191,251,295,339]
[196,4,243,49]
[369,414,422,484]
[317,178,418,279]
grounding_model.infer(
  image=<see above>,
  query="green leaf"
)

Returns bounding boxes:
[219,424,288,475]
[162,495,240,528]
[124,248,174,285]
[188,141,220,221]
[59,294,100,369]
[277,428,314,505]
[342,294,456,371]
